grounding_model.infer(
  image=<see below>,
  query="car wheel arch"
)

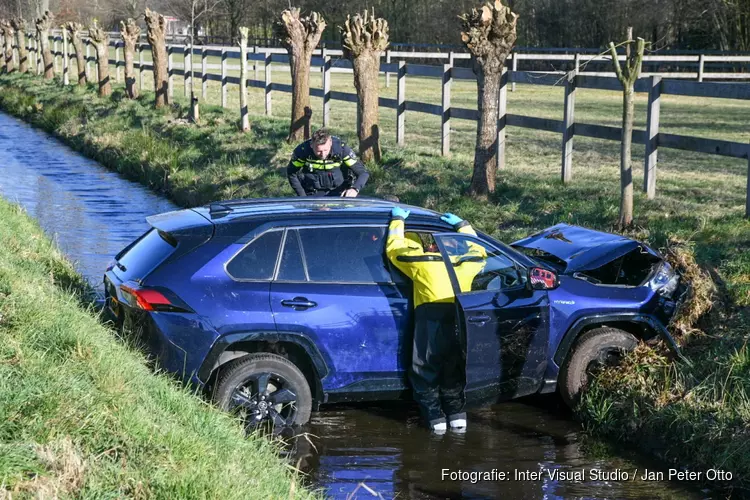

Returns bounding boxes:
[201,334,328,405]
[553,314,664,367]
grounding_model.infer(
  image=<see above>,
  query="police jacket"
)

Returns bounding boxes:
[287,136,370,195]
[386,218,487,308]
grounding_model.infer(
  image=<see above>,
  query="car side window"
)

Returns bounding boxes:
[277,230,307,281]
[436,234,527,293]
[226,230,283,280]
[298,226,391,283]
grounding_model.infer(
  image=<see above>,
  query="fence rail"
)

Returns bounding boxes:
[12,31,750,217]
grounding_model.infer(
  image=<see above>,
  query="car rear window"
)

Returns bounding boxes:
[114,228,177,281]
[298,226,391,283]
[226,230,283,280]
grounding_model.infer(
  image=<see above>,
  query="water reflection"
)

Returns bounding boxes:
[0,113,177,293]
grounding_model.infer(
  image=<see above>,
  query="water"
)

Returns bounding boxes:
[0,112,714,499]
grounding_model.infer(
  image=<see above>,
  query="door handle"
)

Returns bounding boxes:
[280,297,317,310]
[467,314,491,324]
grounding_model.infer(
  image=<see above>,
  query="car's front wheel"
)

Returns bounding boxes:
[559,327,638,408]
[213,353,313,428]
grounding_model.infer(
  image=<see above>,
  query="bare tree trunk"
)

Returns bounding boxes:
[239,26,250,132]
[460,0,518,196]
[609,27,644,229]
[1,21,15,73]
[144,8,169,108]
[66,22,86,86]
[89,23,111,97]
[11,18,28,73]
[120,19,140,99]
[472,70,501,194]
[0,27,5,73]
[275,8,326,142]
[35,11,54,79]
[341,10,389,163]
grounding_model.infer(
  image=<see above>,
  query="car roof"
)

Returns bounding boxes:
[191,197,442,223]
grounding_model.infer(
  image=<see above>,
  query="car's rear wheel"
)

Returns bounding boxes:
[559,327,638,408]
[213,353,313,429]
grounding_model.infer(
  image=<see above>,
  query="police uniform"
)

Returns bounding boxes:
[386,215,486,428]
[287,136,370,196]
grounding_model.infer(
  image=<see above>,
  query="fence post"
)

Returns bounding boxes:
[574,53,580,75]
[167,45,173,100]
[746,149,750,218]
[253,45,259,82]
[497,68,508,169]
[396,60,406,146]
[441,63,451,156]
[644,75,662,199]
[698,54,705,82]
[561,72,576,184]
[201,46,207,99]
[85,40,91,79]
[184,44,190,97]
[511,53,518,92]
[385,49,391,88]
[265,51,272,116]
[62,29,69,85]
[221,47,227,108]
[115,43,121,83]
[322,52,331,127]
[138,44,144,92]
[53,37,59,73]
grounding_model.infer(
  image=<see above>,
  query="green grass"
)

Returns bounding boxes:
[1,67,749,494]
[0,199,319,497]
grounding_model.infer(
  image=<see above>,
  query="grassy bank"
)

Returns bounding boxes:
[0,197,318,497]
[1,72,749,494]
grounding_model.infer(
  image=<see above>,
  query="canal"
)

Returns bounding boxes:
[0,111,711,499]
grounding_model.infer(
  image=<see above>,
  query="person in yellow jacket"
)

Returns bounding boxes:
[386,207,486,432]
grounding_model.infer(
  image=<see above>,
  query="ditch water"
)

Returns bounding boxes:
[0,112,714,499]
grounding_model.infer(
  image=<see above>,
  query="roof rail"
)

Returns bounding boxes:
[206,196,398,211]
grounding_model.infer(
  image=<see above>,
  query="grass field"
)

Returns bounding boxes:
[0,197,319,498]
[1,61,749,494]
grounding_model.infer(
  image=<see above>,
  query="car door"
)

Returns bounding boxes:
[269,225,411,398]
[433,233,550,405]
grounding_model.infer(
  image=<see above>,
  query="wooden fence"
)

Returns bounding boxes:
[10,31,750,217]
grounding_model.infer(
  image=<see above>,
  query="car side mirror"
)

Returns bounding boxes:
[529,267,559,290]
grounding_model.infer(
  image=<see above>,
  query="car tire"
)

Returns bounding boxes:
[559,327,638,408]
[213,353,313,427]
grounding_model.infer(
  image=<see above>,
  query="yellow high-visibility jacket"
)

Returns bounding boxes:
[386,218,487,307]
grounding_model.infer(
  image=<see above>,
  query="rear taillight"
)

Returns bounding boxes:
[120,284,191,313]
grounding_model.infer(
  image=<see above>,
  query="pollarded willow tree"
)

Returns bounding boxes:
[35,11,55,79]
[89,22,111,97]
[274,7,326,142]
[144,8,169,108]
[1,20,15,73]
[120,18,141,99]
[460,0,518,196]
[340,9,389,163]
[11,18,28,74]
[66,22,87,85]
[609,27,645,229]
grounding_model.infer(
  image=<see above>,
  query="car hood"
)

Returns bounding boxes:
[511,223,659,273]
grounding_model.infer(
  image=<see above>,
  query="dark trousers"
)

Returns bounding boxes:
[410,303,466,425]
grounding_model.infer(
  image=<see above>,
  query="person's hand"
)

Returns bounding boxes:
[440,213,464,226]
[391,207,410,219]
[341,188,359,198]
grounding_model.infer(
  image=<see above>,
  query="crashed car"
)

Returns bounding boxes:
[103,198,683,427]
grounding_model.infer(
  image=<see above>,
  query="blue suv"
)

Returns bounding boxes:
[104,198,683,427]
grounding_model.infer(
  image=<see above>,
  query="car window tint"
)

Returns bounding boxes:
[277,230,307,281]
[299,226,391,283]
[114,228,176,281]
[438,235,526,293]
[226,230,282,280]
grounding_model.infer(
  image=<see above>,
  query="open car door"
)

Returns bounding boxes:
[433,233,551,405]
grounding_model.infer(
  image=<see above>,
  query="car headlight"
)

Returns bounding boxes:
[648,261,680,298]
